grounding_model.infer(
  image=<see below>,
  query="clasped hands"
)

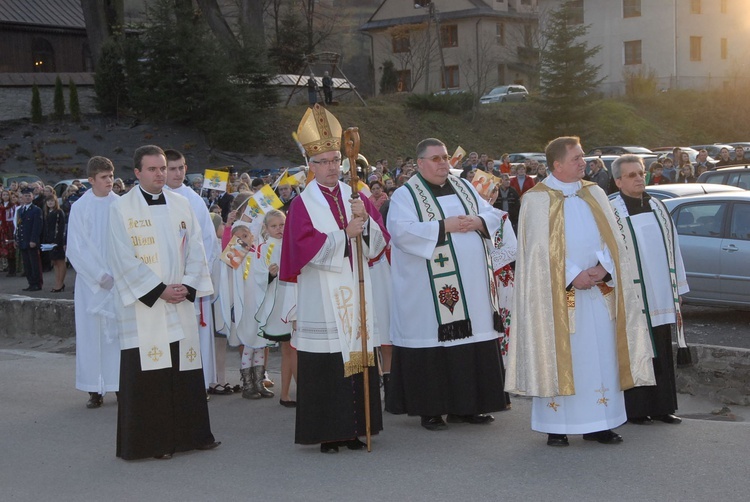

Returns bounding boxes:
[572,264,608,290]
[444,215,484,234]
[160,283,188,304]
[345,198,368,238]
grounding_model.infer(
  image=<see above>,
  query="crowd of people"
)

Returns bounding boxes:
[4,103,696,460]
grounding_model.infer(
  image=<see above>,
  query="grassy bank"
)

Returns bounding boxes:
[260,88,750,164]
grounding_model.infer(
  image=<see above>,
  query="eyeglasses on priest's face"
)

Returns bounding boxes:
[419,154,450,163]
[310,157,342,167]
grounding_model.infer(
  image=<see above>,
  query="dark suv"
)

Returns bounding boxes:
[697,165,750,190]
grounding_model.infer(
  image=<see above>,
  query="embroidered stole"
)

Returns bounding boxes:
[405,174,499,342]
[610,195,688,351]
[119,191,202,371]
[300,182,375,377]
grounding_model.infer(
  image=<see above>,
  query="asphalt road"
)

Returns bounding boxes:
[1,341,749,502]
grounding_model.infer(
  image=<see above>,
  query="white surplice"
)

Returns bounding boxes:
[108,189,212,356]
[253,237,297,338]
[67,189,121,394]
[168,184,218,386]
[531,175,626,434]
[387,182,502,349]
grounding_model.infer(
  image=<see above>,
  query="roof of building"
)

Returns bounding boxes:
[0,73,94,87]
[0,0,85,29]
[360,5,535,32]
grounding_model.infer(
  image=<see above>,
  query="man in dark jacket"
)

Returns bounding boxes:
[15,187,43,291]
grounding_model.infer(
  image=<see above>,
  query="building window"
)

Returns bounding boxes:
[690,36,702,61]
[32,37,55,72]
[691,0,701,14]
[392,32,410,54]
[497,64,506,85]
[521,0,531,4]
[440,25,458,48]
[524,24,533,47]
[623,0,641,18]
[396,70,411,92]
[567,0,583,24]
[624,40,642,65]
[721,38,728,59]
[441,65,460,88]
[496,23,505,45]
[721,0,728,14]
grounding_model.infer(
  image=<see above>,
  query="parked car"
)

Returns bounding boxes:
[1,172,42,188]
[690,144,734,160]
[662,192,750,307]
[650,146,714,164]
[697,165,750,189]
[584,154,659,175]
[504,152,547,165]
[54,179,92,204]
[586,146,653,156]
[608,183,744,201]
[479,85,528,104]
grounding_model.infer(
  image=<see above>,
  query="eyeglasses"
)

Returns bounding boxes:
[419,154,450,163]
[621,171,646,179]
[310,157,341,166]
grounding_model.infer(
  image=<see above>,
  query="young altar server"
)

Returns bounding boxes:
[254,209,298,406]
[67,156,120,409]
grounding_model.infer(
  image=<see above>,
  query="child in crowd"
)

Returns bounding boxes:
[253,210,298,407]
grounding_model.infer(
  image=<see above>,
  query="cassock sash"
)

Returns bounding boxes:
[118,191,202,372]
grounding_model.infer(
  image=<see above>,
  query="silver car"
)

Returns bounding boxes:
[663,192,750,307]
[479,85,528,104]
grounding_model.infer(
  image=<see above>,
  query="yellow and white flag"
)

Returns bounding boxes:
[203,169,230,192]
[243,185,284,220]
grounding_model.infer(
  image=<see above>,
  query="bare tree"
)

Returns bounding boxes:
[379,23,438,93]
[80,0,123,68]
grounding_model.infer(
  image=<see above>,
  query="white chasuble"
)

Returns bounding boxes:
[108,189,212,371]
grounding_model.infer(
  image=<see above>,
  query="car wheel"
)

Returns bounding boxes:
[521,96,527,101]
[500,98,506,103]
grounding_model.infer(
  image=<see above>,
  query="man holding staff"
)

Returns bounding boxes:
[280,104,390,453]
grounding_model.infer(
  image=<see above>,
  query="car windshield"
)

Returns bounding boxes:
[489,86,509,96]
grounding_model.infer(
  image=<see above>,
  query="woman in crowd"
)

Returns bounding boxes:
[0,190,18,276]
[42,195,67,292]
[675,162,696,183]
[112,178,125,195]
[368,180,388,211]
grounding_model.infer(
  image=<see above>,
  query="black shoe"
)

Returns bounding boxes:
[51,285,65,293]
[547,434,569,447]
[320,442,339,454]
[86,393,103,409]
[583,430,623,444]
[196,441,221,451]
[420,415,447,431]
[6,272,15,277]
[344,438,367,450]
[654,414,682,424]
[153,453,173,460]
[628,416,653,425]
[446,413,495,425]
[279,399,297,408]
[23,285,41,292]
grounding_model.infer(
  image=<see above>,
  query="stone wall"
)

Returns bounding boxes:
[675,344,750,406]
[0,87,98,122]
[0,294,75,339]
[1,293,748,406]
